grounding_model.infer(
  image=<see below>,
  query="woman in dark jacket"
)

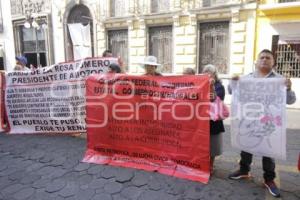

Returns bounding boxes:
[202,64,225,174]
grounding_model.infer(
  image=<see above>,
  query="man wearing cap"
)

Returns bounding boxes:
[141,56,162,76]
[14,56,30,71]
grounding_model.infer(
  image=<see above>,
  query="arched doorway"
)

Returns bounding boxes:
[66,4,93,61]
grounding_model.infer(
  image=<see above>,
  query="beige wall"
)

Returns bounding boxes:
[95,1,257,75]
[5,0,257,76]
[256,4,300,108]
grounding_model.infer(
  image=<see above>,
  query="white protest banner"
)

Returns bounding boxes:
[68,23,92,60]
[5,57,118,134]
[231,78,287,160]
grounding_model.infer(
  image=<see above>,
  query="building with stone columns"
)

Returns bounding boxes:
[1,0,256,75]
[0,0,299,107]
[255,0,300,108]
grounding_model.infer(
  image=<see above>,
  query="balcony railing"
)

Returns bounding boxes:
[10,0,50,17]
[278,0,300,3]
[259,0,300,6]
[107,0,244,18]
[261,0,300,4]
[109,0,149,17]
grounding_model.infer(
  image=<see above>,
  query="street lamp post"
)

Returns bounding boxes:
[34,27,40,68]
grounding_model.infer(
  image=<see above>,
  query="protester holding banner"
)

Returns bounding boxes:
[182,65,226,174]
[141,56,162,76]
[228,49,296,198]
[14,56,30,71]
[202,64,226,174]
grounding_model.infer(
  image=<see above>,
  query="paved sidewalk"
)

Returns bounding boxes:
[0,125,299,200]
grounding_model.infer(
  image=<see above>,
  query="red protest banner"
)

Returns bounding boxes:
[83,74,211,183]
[298,153,300,171]
[0,72,7,132]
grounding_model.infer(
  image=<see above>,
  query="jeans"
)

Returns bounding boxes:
[239,151,276,181]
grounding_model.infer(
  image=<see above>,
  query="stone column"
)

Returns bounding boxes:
[128,19,146,73]
[173,14,197,74]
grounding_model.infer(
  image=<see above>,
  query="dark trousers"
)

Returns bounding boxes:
[240,151,276,182]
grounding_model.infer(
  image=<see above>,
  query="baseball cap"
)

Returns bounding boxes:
[16,56,28,66]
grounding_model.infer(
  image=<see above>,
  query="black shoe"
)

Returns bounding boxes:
[228,170,250,180]
[264,180,281,198]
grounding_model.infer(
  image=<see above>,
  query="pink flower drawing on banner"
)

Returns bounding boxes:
[260,115,282,127]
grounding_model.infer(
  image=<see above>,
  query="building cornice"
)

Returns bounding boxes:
[259,2,300,16]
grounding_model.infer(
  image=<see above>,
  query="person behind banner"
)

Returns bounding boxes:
[228,49,296,198]
[183,67,196,75]
[102,50,113,57]
[202,64,226,174]
[141,56,162,76]
[108,63,122,73]
[14,56,30,71]
[103,49,124,72]
[30,64,39,70]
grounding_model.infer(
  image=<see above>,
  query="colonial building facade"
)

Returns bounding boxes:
[3,0,256,74]
[256,0,300,108]
[0,0,299,107]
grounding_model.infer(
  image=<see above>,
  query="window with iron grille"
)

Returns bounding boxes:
[108,29,128,71]
[149,26,173,73]
[13,16,51,68]
[111,0,126,17]
[151,0,170,13]
[272,36,300,78]
[21,26,47,67]
[199,21,229,74]
[22,27,46,52]
[12,26,47,68]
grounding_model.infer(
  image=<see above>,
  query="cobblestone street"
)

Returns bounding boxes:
[0,123,299,200]
[1,0,300,199]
